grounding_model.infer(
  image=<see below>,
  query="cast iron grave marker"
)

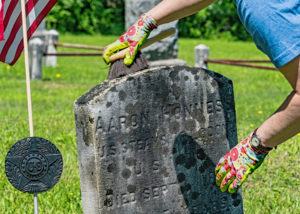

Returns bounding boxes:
[5,137,63,194]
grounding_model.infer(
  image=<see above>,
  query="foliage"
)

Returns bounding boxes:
[179,1,251,40]
[46,0,124,35]
[46,0,250,40]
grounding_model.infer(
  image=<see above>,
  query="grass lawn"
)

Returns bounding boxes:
[0,34,299,213]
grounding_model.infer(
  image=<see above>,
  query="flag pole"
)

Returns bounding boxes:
[20,0,37,213]
[20,0,33,137]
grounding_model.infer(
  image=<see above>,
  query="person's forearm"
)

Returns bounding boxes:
[148,0,216,25]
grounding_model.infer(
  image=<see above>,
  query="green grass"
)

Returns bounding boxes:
[0,34,299,213]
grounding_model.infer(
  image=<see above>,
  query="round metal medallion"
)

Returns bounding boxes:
[5,137,63,194]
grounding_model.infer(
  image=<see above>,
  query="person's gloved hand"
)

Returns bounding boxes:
[102,13,157,66]
[215,132,272,193]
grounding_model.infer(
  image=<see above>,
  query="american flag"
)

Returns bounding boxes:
[0,0,57,65]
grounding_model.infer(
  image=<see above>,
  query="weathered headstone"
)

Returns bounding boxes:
[125,0,178,61]
[74,66,243,214]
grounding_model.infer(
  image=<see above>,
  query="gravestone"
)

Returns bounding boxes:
[74,66,244,214]
[195,44,210,69]
[29,38,43,80]
[125,0,178,61]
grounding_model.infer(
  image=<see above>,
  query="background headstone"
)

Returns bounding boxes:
[74,65,243,214]
[29,29,59,80]
[44,29,59,68]
[125,0,178,61]
[29,38,43,80]
[194,44,210,69]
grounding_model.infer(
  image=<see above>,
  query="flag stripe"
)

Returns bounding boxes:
[11,0,57,65]
[0,0,28,57]
[1,0,36,61]
[3,0,18,25]
[0,0,4,40]
[0,0,57,65]
[0,8,22,60]
[5,0,46,63]
[0,0,19,49]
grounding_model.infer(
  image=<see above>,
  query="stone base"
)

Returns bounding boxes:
[149,59,187,68]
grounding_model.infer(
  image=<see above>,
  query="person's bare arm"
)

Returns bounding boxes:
[103,0,216,65]
[148,0,216,25]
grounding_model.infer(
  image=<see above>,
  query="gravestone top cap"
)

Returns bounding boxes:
[75,65,232,106]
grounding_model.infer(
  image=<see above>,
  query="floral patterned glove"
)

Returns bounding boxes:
[215,132,272,193]
[102,13,157,66]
